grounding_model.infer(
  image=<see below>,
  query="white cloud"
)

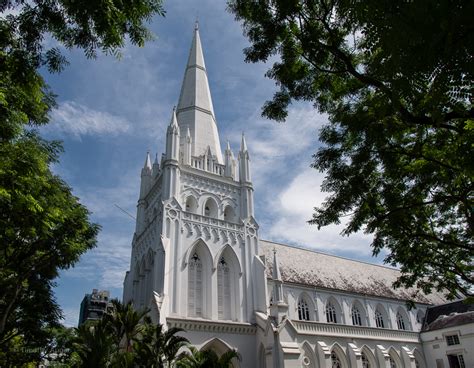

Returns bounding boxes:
[66,232,132,290]
[75,169,140,220]
[225,104,327,189]
[264,168,374,257]
[48,101,131,138]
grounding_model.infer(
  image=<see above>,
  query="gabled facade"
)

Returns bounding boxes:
[123,24,451,368]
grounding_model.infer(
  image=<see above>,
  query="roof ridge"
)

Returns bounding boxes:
[259,238,400,272]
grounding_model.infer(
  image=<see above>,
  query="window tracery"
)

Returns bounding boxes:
[331,351,342,368]
[375,309,385,328]
[298,297,310,321]
[351,305,362,326]
[396,312,406,330]
[326,302,337,323]
[389,357,397,368]
[361,352,370,368]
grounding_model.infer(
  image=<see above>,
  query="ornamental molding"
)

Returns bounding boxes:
[181,170,240,194]
[291,319,420,343]
[167,317,256,335]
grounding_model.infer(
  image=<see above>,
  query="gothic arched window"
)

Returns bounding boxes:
[361,352,370,368]
[396,312,406,330]
[298,297,310,321]
[351,306,362,326]
[223,205,236,223]
[217,257,231,320]
[389,357,397,368]
[331,351,342,368]
[203,198,218,218]
[416,310,425,324]
[188,253,203,317]
[326,302,337,323]
[185,196,198,213]
[375,309,385,328]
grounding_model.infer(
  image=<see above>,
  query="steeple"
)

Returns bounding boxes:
[176,23,223,163]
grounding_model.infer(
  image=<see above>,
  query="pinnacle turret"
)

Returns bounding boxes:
[272,249,282,282]
[240,132,248,153]
[152,153,160,177]
[168,107,179,132]
[142,151,152,174]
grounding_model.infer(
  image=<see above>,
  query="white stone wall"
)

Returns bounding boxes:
[421,323,474,368]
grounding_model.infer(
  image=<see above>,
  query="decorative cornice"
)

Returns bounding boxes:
[181,169,240,189]
[167,317,256,335]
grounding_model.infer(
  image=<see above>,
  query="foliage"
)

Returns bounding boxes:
[0,0,165,141]
[0,0,165,364]
[228,0,473,298]
[0,132,99,365]
[177,346,241,368]
[133,322,189,367]
[73,320,114,368]
[104,299,150,352]
[63,300,190,368]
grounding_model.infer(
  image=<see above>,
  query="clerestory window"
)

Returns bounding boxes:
[396,312,406,330]
[351,306,362,326]
[298,298,310,321]
[326,302,337,323]
[375,310,385,328]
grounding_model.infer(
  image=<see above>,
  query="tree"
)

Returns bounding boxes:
[133,322,189,367]
[73,320,114,368]
[0,133,99,361]
[177,347,241,368]
[104,299,149,352]
[1,0,165,140]
[0,0,165,363]
[228,0,473,298]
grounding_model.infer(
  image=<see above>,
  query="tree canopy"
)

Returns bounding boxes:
[228,0,473,298]
[0,0,165,364]
[1,0,165,140]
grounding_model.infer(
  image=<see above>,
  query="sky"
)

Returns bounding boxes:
[39,0,379,327]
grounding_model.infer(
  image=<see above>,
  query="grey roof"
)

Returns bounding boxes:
[422,299,474,331]
[259,239,447,305]
[423,311,474,331]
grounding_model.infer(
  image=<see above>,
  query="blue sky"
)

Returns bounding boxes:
[40,0,378,327]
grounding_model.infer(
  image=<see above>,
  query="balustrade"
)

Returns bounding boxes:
[291,320,420,343]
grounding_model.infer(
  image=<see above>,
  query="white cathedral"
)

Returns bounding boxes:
[122,25,453,368]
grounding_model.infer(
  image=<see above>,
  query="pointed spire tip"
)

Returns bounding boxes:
[144,151,152,169]
[240,132,248,152]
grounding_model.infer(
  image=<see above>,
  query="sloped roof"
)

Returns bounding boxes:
[422,299,474,331]
[259,239,447,305]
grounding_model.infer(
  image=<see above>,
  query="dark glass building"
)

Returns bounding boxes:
[78,289,112,326]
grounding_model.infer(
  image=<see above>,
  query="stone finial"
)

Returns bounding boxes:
[240,132,248,152]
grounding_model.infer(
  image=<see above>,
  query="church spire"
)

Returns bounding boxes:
[176,24,223,163]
